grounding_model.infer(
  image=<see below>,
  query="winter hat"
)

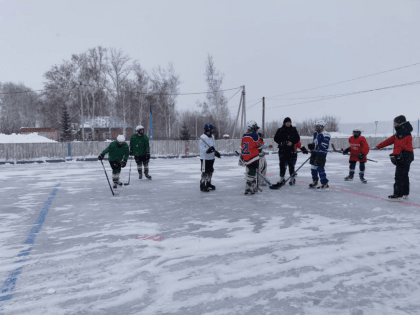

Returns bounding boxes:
[394,115,406,124]
[283,117,292,124]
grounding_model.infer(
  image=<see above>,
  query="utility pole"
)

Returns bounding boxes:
[242,85,246,126]
[80,82,85,141]
[262,97,265,137]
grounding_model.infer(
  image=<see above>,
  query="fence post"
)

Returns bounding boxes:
[67,141,72,161]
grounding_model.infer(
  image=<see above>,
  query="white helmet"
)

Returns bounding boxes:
[353,127,363,133]
[117,135,125,142]
[135,125,144,131]
[246,120,259,131]
[315,120,326,127]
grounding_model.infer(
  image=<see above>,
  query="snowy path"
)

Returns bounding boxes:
[1,151,420,315]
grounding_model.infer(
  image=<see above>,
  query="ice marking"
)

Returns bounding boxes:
[0,183,61,313]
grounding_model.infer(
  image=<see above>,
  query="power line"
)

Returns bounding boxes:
[0,85,243,96]
[264,80,420,110]
[226,88,242,103]
[262,61,420,99]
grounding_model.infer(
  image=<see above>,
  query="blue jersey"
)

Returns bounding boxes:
[313,131,331,155]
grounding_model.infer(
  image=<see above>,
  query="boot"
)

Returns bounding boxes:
[344,173,354,181]
[388,194,403,202]
[113,182,118,189]
[309,178,319,188]
[289,175,296,186]
[207,174,215,190]
[359,175,367,184]
[144,171,152,180]
[200,181,210,192]
[139,170,143,180]
[245,182,255,195]
[317,183,329,190]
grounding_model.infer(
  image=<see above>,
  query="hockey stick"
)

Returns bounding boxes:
[124,157,132,186]
[272,156,312,189]
[100,160,115,196]
[200,138,221,158]
[331,144,378,163]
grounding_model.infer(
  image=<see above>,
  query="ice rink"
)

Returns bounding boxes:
[1,150,420,315]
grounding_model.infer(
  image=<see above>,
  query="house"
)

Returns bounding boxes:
[20,127,58,140]
[79,116,134,141]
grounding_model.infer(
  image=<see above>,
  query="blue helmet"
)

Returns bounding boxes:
[204,123,214,131]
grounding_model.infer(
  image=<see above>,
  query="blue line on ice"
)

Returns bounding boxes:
[0,183,61,314]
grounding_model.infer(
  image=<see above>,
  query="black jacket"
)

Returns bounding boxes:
[274,125,300,154]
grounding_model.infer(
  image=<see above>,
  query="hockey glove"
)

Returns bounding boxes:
[121,161,127,168]
[308,143,315,150]
[390,154,403,165]
[98,154,104,161]
[343,148,350,155]
[358,153,365,160]
[215,151,221,159]
[145,152,150,162]
[206,146,216,154]
[300,146,309,154]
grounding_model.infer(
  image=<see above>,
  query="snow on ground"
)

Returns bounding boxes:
[1,151,420,315]
[0,133,57,143]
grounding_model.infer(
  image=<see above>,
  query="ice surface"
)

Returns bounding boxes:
[0,151,419,315]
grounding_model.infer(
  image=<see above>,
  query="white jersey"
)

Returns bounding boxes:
[200,134,216,160]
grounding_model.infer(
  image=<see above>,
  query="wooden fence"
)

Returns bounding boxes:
[1,137,419,161]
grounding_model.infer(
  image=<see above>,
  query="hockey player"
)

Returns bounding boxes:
[199,123,221,192]
[270,117,300,189]
[257,133,268,186]
[130,125,152,180]
[241,121,264,195]
[307,120,331,190]
[98,135,129,189]
[374,115,414,201]
[342,128,370,183]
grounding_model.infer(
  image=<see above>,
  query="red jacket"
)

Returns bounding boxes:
[376,134,413,155]
[241,131,264,165]
[348,136,369,162]
[294,141,302,152]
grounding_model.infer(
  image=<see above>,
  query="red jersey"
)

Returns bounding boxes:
[294,141,302,152]
[241,132,264,165]
[377,134,413,155]
[348,136,369,162]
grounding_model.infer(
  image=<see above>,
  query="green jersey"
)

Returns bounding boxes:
[101,141,129,162]
[130,134,150,156]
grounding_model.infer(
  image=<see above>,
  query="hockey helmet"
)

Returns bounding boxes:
[246,120,259,132]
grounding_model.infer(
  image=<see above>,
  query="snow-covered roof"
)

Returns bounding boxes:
[0,133,57,143]
[80,116,133,129]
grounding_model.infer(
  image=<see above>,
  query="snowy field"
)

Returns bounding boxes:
[1,150,420,315]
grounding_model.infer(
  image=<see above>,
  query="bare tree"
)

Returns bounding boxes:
[198,54,229,138]
[105,48,133,136]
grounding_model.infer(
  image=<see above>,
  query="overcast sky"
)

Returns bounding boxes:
[1,0,419,125]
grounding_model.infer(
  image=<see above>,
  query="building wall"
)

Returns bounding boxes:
[21,128,58,140]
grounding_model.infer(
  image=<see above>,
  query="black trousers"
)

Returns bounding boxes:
[279,152,295,177]
[394,154,413,196]
[201,159,215,174]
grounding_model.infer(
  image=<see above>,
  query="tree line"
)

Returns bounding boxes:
[0,47,339,140]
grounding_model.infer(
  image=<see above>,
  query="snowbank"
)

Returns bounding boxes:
[0,133,57,143]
